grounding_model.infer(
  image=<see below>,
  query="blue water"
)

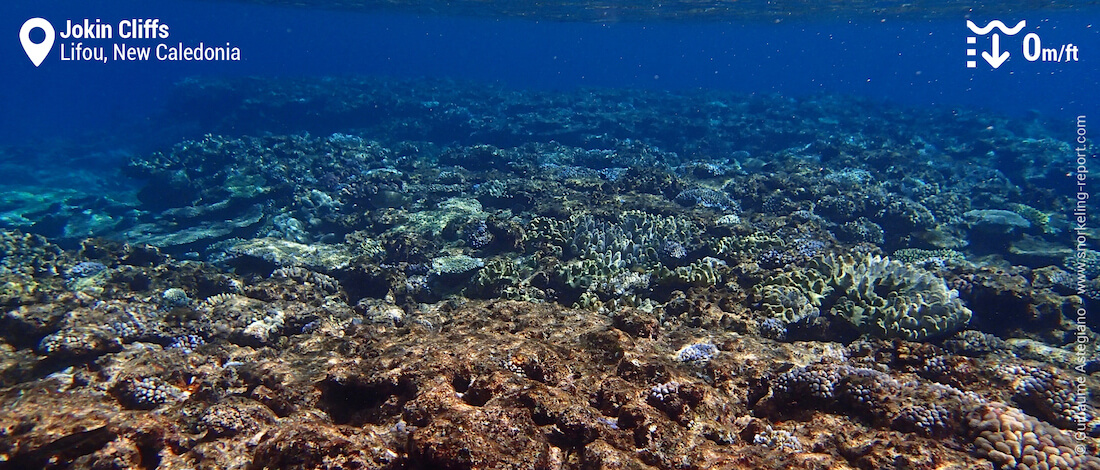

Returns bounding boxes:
[2,0,1097,149]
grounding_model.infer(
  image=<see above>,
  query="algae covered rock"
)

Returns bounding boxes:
[38,326,124,359]
[674,187,739,211]
[0,230,67,278]
[431,254,485,275]
[963,209,1031,233]
[892,248,965,266]
[227,237,355,271]
[755,253,971,341]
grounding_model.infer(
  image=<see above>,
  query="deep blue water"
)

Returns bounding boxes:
[2,0,1097,150]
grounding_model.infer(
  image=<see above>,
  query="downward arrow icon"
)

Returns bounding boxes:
[982,33,1010,68]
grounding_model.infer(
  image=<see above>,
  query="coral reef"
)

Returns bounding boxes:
[0,76,1095,469]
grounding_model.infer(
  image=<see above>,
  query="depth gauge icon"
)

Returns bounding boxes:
[966,20,1026,69]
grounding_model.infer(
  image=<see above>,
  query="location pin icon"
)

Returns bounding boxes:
[20,18,55,67]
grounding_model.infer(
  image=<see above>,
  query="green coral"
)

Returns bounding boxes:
[535,211,703,298]
[470,257,540,300]
[523,216,569,257]
[755,283,822,324]
[554,259,617,292]
[1008,203,1052,233]
[709,237,740,260]
[566,211,697,268]
[755,253,971,341]
[656,257,727,287]
[573,291,603,310]
[710,231,783,260]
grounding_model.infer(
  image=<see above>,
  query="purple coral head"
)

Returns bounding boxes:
[675,341,719,363]
[467,220,493,249]
[67,261,107,278]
